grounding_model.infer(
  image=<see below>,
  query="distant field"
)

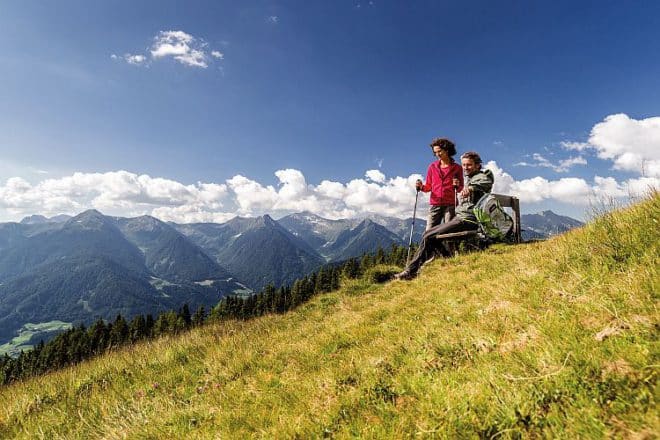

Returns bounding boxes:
[0,321,72,357]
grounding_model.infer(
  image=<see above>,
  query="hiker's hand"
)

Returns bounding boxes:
[452,177,460,188]
[415,180,423,191]
[460,187,470,198]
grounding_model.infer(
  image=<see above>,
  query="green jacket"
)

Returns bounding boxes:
[455,168,494,222]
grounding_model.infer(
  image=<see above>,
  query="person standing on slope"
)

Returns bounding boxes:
[396,151,494,280]
[416,138,464,230]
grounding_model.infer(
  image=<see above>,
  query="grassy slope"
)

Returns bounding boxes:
[1,195,658,439]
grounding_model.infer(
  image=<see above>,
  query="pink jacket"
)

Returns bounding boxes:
[421,161,464,206]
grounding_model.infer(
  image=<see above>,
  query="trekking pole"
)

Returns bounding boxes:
[406,188,420,264]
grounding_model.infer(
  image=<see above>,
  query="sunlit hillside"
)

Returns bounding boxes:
[1,194,657,439]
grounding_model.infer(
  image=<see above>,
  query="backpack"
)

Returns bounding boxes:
[473,194,514,242]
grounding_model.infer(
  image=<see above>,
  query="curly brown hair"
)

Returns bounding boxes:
[429,138,457,157]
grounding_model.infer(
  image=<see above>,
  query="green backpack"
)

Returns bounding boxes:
[473,194,514,242]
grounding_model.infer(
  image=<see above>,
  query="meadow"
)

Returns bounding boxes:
[0,194,657,439]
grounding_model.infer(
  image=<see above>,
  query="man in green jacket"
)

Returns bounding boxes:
[394,151,494,281]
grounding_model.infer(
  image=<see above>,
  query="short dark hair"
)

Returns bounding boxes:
[460,151,482,165]
[429,138,456,157]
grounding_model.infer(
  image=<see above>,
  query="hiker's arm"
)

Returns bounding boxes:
[457,167,464,192]
[418,167,432,192]
[453,166,464,192]
[460,186,470,198]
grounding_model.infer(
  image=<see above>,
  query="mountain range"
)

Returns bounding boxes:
[0,211,248,348]
[0,208,582,349]
[174,215,325,291]
[520,210,585,239]
[276,212,415,261]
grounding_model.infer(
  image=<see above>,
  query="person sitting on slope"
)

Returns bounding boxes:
[395,151,493,280]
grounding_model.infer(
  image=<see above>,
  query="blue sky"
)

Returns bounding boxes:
[1,1,659,222]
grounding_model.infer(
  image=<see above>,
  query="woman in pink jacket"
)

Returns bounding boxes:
[415,138,464,230]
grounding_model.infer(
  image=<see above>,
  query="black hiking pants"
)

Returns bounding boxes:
[406,217,477,275]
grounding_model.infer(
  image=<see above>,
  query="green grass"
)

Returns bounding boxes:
[0,321,72,357]
[1,194,658,438]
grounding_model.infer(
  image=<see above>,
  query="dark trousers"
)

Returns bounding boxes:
[407,217,477,274]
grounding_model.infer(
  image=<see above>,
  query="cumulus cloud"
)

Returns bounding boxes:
[563,114,660,177]
[226,175,277,214]
[0,169,423,223]
[365,169,386,183]
[488,161,657,205]
[1,162,657,223]
[0,171,229,221]
[150,30,209,68]
[113,30,223,69]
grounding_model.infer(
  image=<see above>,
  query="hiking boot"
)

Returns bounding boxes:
[393,270,415,281]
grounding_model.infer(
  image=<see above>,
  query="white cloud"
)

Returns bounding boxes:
[557,156,588,171]
[125,54,147,65]
[111,53,148,66]
[562,114,660,177]
[151,205,236,224]
[0,171,230,221]
[113,30,223,69]
[514,153,586,173]
[0,169,425,222]
[1,163,657,223]
[365,169,386,183]
[226,174,278,214]
[151,30,209,68]
[488,160,658,205]
[561,141,590,152]
[267,16,279,24]
[316,180,346,200]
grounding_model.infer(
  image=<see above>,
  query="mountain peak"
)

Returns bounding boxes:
[120,215,166,232]
[262,214,277,225]
[66,210,114,230]
[75,209,104,218]
[355,218,376,229]
[19,214,71,225]
[20,215,49,225]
